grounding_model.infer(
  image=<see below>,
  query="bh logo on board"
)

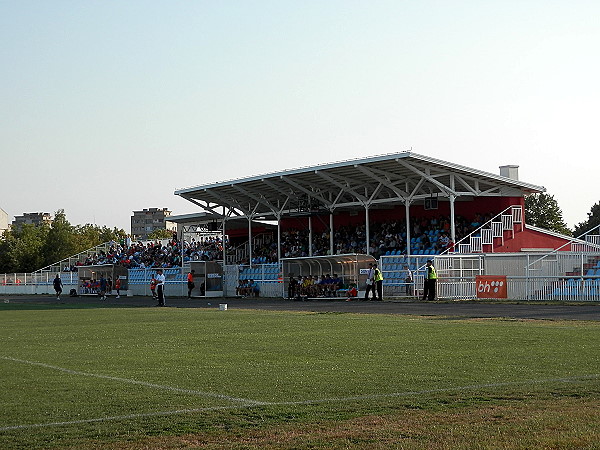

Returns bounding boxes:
[475,275,507,299]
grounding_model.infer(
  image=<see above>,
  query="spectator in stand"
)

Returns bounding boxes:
[332,273,342,297]
[324,274,334,297]
[295,275,303,299]
[236,279,245,297]
[250,279,260,297]
[345,283,358,301]
[439,233,450,249]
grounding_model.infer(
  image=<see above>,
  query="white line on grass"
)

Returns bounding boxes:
[1,356,263,406]
[270,373,600,406]
[1,373,598,432]
[0,405,247,431]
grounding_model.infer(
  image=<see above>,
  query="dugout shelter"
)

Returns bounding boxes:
[281,254,375,296]
[77,265,128,296]
[188,261,223,297]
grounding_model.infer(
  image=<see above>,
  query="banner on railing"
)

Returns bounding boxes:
[475,275,507,299]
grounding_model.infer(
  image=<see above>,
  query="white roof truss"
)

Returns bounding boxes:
[175,152,545,220]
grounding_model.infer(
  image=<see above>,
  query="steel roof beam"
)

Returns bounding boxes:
[232,184,279,216]
[314,170,368,204]
[354,165,410,200]
[202,189,250,217]
[279,175,332,209]
[395,159,457,196]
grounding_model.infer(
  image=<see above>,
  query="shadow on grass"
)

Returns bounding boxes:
[0,301,148,311]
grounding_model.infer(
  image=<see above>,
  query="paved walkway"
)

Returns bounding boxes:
[2,294,599,321]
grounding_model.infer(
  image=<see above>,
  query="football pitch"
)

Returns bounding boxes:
[1,302,599,449]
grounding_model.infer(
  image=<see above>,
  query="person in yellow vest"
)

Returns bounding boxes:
[422,260,437,301]
[373,263,384,301]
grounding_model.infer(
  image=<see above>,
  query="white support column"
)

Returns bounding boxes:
[248,216,253,266]
[308,216,313,257]
[330,212,334,255]
[277,214,282,263]
[221,206,227,265]
[450,194,456,244]
[221,217,226,264]
[180,224,185,268]
[365,205,370,255]
[405,201,411,256]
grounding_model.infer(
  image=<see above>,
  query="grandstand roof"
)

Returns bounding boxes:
[174,152,545,219]
[167,211,276,232]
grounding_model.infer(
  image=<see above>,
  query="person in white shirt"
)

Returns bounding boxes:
[155,269,166,306]
[404,264,413,296]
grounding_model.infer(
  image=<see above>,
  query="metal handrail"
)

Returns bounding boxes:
[438,205,523,256]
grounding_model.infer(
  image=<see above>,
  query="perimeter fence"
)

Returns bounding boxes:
[431,252,600,301]
[3,252,600,301]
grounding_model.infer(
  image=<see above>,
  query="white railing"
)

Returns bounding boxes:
[425,274,600,302]
[422,252,600,301]
[445,205,523,255]
[33,241,115,278]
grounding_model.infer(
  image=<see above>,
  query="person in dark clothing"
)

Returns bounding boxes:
[422,260,437,301]
[288,274,298,299]
[53,274,63,300]
[364,263,376,300]
[99,275,107,301]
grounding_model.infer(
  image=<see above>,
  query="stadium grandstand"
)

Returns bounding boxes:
[3,151,600,300]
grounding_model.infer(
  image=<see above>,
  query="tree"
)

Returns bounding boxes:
[574,202,600,237]
[98,226,128,244]
[0,210,128,273]
[524,193,571,235]
[0,224,47,273]
[147,228,175,240]
[41,210,78,266]
[72,224,127,254]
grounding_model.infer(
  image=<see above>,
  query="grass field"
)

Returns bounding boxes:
[1,302,599,449]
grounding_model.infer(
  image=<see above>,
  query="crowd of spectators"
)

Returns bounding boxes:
[62,213,495,269]
[248,213,496,263]
[64,236,226,271]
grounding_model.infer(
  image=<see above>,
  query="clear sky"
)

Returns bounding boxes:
[1,1,598,232]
